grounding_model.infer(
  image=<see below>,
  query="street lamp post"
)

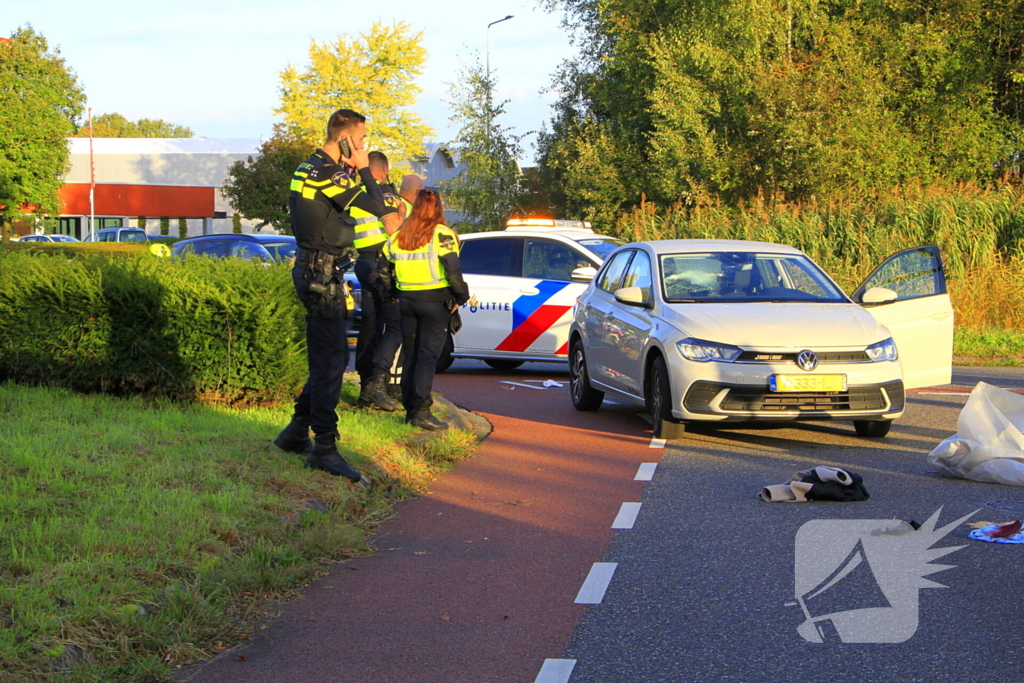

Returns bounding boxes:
[486,15,514,85]
[486,15,513,141]
[485,15,513,230]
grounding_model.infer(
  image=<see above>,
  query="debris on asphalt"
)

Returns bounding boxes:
[928,382,1024,487]
[759,466,870,502]
[869,520,922,536]
[969,520,1024,544]
[499,381,546,391]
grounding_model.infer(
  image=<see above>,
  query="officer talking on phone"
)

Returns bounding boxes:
[273,108,399,486]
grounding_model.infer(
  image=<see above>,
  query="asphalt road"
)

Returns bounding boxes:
[530,364,1024,683]
[178,362,1024,683]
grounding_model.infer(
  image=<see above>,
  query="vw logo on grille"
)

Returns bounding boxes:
[796,350,819,372]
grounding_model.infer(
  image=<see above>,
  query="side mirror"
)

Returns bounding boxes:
[860,287,898,304]
[571,266,598,283]
[614,286,651,307]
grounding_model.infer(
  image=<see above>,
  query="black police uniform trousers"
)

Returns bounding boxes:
[398,296,450,415]
[354,248,402,385]
[290,268,348,438]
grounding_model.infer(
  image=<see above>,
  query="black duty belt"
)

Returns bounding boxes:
[295,247,353,273]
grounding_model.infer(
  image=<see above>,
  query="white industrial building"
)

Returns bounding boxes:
[46,138,468,240]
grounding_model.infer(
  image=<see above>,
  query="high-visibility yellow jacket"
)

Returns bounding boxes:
[350,185,401,250]
[384,224,460,291]
[398,196,413,218]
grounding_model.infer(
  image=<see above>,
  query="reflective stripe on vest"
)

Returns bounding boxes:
[350,208,388,249]
[291,169,357,200]
[388,225,454,291]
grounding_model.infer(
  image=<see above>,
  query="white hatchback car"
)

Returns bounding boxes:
[568,240,953,439]
[439,219,624,370]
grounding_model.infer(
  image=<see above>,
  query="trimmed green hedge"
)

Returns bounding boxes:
[0,249,307,405]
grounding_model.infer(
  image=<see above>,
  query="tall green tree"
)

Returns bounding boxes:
[276,21,433,163]
[72,113,194,138]
[0,26,85,243]
[539,0,1023,222]
[222,129,310,233]
[439,58,523,230]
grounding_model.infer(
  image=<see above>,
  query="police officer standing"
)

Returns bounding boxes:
[351,151,401,412]
[361,173,426,398]
[397,174,424,218]
[383,189,469,430]
[274,109,398,485]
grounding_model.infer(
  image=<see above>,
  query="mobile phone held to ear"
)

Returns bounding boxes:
[339,137,351,159]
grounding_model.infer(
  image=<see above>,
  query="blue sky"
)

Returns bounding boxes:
[7,1,579,163]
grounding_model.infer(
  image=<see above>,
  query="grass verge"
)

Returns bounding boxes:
[0,378,477,682]
[954,328,1024,367]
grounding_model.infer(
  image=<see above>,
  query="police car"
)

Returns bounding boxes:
[438,218,625,371]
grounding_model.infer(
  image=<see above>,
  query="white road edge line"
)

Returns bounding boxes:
[635,463,658,481]
[575,562,618,604]
[649,438,666,449]
[499,381,548,391]
[534,659,577,683]
[612,502,642,529]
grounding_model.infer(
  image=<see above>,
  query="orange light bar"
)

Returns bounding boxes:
[506,217,557,227]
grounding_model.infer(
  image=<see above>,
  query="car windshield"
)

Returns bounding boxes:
[260,241,298,262]
[575,237,626,261]
[659,252,847,303]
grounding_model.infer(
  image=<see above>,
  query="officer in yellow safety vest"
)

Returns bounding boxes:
[366,173,426,397]
[272,108,398,485]
[382,189,469,430]
[397,173,423,220]
[350,151,401,411]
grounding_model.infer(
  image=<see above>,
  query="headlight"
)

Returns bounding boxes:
[865,338,898,362]
[677,338,742,362]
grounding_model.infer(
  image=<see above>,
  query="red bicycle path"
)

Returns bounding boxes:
[178,370,661,683]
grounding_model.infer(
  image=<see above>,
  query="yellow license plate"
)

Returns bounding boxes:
[769,374,847,392]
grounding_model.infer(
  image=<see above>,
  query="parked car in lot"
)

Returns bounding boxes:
[171,234,361,335]
[16,234,79,243]
[437,218,625,371]
[568,240,954,439]
[170,233,298,263]
[83,227,149,243]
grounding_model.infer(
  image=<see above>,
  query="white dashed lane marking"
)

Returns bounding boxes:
[575,562,618,604]
[534,659,577,683]
[635,463,658,481]
[611,502,642,529]
[649,438,666,448]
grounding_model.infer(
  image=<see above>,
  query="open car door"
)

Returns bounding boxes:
[852,246,953,389]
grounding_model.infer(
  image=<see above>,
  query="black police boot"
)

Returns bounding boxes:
[273,418,311,454]
[305,434,372,487]
[357,375,398,412]
[406,406,449,431]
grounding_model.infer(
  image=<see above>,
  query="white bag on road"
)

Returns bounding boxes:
[928,382,1024,486]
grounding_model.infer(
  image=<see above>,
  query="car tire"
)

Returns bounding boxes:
[853,419,891,438]
[569,340,604,411]
[648,356,685,440]
[435,333,454,373]
[484,359,525,371]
